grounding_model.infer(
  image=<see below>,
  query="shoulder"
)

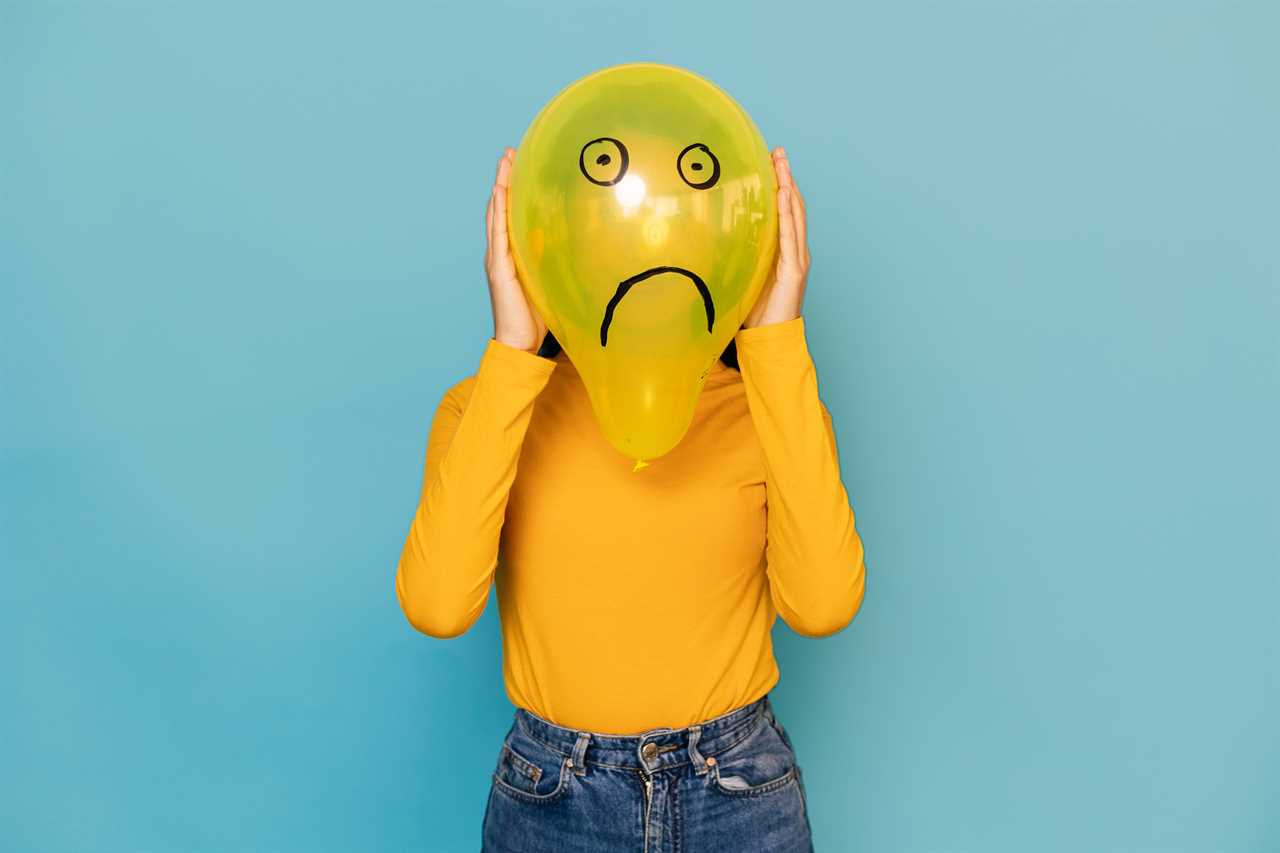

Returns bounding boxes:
[704,363,745,389]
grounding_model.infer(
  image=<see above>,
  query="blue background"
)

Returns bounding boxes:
[3,1,1277,850]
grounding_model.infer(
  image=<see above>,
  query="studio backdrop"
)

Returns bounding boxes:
[3,2,1276,851]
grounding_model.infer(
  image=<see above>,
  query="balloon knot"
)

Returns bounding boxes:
[632,458,650,472]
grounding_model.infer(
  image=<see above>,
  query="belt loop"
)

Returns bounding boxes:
[687,724,710,775]
[569,731,590,776]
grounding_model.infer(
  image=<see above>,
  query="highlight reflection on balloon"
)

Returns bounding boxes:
[508,63,778,471]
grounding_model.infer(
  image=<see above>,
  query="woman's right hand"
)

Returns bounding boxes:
[486,147,548,355]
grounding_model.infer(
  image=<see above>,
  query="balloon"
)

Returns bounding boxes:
[508,62,777,472]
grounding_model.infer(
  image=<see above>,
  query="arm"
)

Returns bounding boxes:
[394,337,556,637]
[735,315,867,638]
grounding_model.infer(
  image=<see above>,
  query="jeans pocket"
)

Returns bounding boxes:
[490,727,573,805]
[707,715,800,797]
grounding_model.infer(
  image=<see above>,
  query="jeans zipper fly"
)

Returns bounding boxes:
[642,772,653,849]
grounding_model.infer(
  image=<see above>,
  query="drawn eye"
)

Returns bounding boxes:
[579,137,629,186]
[677,143,720,190]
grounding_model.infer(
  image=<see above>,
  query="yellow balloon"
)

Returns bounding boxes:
[508,62,778,471]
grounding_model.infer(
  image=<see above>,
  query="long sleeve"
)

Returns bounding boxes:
[395,337,557,638]
[734,315,867,638]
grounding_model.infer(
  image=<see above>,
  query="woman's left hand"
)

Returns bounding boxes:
[742,147,810,329]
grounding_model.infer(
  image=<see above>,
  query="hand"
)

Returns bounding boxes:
[742,147,810,329]
[486,147,548,354]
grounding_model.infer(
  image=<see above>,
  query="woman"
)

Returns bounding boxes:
[395,145,866,852]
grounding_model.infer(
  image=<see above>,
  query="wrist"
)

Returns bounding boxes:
[742,309,801,330]
[493,333,542,356]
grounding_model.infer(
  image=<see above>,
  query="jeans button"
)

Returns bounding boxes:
[641,742,658,761]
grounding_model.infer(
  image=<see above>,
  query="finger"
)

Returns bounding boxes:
[488,150,504,215]
[496,150,513,189]
[777,186,798,271]
[774,153,793,193]
[788,173,807,266]
[777,156,808,268]
[778,152,799,195]
[774,147,791,177]
[776,150,805,216]
[485,187,495,263]
[492,180,511,259]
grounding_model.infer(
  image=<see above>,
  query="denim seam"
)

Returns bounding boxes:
[490,758,572,804]
[710,765,800,798]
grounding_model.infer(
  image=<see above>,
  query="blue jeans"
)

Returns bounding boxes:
[481,693,814,852]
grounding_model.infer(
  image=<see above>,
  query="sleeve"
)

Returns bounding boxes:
[734,315,867,638]
[394,337,557,638]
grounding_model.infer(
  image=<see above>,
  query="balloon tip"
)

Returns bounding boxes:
[632,458,650,472]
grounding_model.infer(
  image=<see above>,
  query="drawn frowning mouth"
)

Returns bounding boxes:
[599,266,714,346]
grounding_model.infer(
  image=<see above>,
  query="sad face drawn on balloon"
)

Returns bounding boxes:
[509,63,778,466]
[581,137,723,347]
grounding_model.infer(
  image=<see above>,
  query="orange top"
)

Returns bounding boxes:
[395,315,866,734]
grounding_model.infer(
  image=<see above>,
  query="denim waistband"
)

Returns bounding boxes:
[512,693,774,774]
